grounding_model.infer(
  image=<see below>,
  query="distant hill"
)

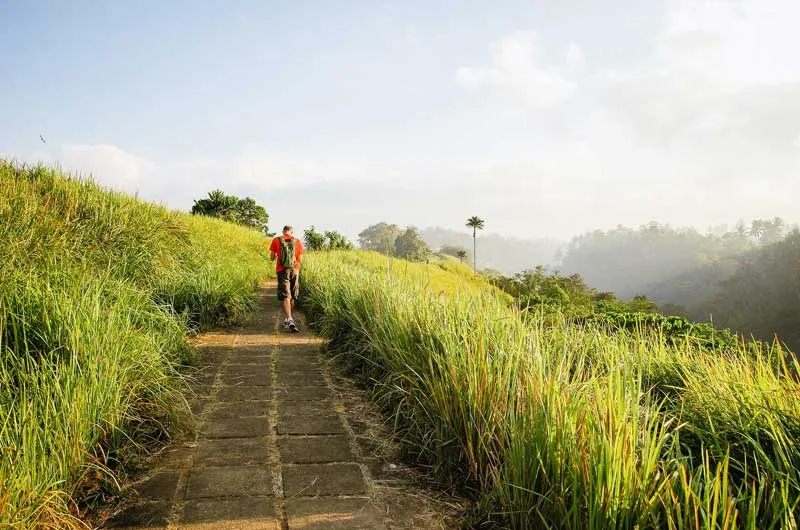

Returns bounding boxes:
[420,226,562,275]
[708,230,800,352]
[641,259,741,318]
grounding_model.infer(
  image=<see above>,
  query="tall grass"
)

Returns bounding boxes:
[301,250,800,529]
[0,160,270,528]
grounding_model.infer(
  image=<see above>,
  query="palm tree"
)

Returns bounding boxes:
[465,216,485,271]
[456,249,467,264]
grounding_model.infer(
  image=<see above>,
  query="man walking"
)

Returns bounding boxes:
[270,225,304,332]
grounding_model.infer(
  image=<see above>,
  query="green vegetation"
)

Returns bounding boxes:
[560,220,800,352]
[358,222,404,254]
[394,226,430,261]
[0,161,269,528]
[191,189,270,234]
[710,229,800,352]
[4,158,799,529]
[303,225,354,251]
[301,250,800,529]
[559,221,759,299]
[358,222,431,261]
[490,266,741,350]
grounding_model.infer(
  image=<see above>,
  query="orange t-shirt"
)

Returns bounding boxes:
[270,236,304,272]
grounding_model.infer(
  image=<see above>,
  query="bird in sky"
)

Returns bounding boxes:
[39,134,46,144]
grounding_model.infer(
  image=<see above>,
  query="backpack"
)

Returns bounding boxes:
[279,237,296,269]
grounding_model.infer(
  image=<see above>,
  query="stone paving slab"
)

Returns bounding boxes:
[186,466,274,499]
[277,411,345,435]
[278,399,335,415]
[278,435,354,463]
[199,417,270,439]
[275,371,326,386]
[134,471,180,500]
[206,400,269,419]
[216,385,272,402]
[220,372,271,386]
[275,385,333,401]
[285,498,384,530]
[194,437,270,467]
[275,358,322,372]
[227,353,272,364]
[223,364,271,376]
[182,496,276,523]
[282,463,366,497]
[107,500,172,528]
[156,444,195,471]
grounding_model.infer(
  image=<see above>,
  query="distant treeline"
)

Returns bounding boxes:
[557,218,800,352]
[420,226,561,275]
[487,266,741,351]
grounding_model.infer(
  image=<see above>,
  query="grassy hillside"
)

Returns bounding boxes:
[0,161,270,528]
[301,251,800,529]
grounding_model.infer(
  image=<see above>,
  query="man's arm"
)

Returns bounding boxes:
[269,238,278,262]
[294,239,303,267]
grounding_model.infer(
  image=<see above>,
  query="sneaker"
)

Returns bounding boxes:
[282,318,290,329]
[287,318,300,333]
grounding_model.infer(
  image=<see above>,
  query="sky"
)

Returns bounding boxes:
[1,0,799,242]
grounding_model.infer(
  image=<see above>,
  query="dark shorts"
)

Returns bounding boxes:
[277,268,299,301]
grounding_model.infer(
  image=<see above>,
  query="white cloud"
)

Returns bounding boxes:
[581,0,800,234]
[456,31,578,110]
[564,41,585,72]
[60,144,156,194]
[603,0,800,189]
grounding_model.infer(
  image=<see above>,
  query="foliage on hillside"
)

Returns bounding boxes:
[709,229,800,352]
[301,250,800,529]
[489,266,742,350]
[303,225,354,250]
[559,221,799,353]
[191,189,270,234]
[0,161,269,528]
[358,222,432,261]
[558,220,788,298]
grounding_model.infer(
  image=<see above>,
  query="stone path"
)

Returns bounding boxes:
[103,282,396,529]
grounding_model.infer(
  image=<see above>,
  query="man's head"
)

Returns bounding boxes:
[282,225,293,238]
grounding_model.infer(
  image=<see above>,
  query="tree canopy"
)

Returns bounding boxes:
[191,190,269,234]
[358,222,403,255]
[304,226,354,251]
[394,226,430,261]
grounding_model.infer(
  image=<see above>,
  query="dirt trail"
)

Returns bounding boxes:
[100,281,456,530]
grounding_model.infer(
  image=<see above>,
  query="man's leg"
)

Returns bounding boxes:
[283,296,292,319]
[278,270,293,321]
[291,270,300,309]
[287,270,300,331]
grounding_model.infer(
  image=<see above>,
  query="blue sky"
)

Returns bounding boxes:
[2,0,799,241]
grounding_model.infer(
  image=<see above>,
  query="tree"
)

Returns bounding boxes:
[358,222,403,255]
[628,295,658,313]
[234,197,269,232]
[438,244,470,263]
[304,226,326,251]
[191,190,269,234]
[304,226,354,250]
[192,190,238,221]
[324,230,354,250]
[465,216,485,271]
[394,227,430,261]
